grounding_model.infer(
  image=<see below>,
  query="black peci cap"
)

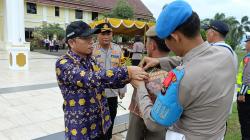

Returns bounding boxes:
[66,21,100,41]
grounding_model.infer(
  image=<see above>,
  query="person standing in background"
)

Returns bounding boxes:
[204,20,238,71]
[93,23,127,140]
[131,35,144,66]
[237,36,250,140]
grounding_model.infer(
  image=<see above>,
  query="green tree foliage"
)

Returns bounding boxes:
[200,29,207,41]
[39,23,65,40]
[31,23,65,49]
[201,13,250,50]
[104,0,134,19]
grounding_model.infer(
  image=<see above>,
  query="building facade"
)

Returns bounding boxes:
[0,0,153,48]
[0,0,153,70]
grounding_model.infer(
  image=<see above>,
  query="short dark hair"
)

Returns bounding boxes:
[135,35,141,42]
[175,11,200,39]
[149,36,170,52]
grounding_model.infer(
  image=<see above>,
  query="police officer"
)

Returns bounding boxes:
[204,20,238,136]
[237,36,250,140]
[204,20,238,71]
[92,23,127,140]
[133,1,236,140]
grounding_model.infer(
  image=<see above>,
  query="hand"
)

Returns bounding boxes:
[139,56,160,70]
[131,79,145,88]
[238,95,245,102]
[119,92,125,99]
[128,66,149,80]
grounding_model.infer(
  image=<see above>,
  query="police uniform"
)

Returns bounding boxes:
[93,23,127,140]
[237,37,250,139]
[136,1,236,140]
[126,26,180,140]
[132,41,144,66]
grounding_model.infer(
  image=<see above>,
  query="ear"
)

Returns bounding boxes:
[151,40,157,51]
[67,39,75,47]
[170,31,181,42]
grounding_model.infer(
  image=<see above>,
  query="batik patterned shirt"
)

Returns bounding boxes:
[55,50,129,140]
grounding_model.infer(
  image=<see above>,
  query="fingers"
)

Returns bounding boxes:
[138,58,145,68]
[134,72,149,80]
[142,63,151,71]
[238,96,246,102]
[135,75,147,80]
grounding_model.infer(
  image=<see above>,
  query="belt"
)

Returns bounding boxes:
[237,87,250,94]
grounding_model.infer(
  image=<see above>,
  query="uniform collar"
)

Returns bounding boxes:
[211,41,230,47]
[67,50,91,63]
[182,41,210,64]
[95,42,114,51]
[213,41,225,44]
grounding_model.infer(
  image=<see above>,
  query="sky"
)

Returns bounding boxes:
[141,0,250,21]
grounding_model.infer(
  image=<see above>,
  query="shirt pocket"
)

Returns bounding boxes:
[111,58,120,67]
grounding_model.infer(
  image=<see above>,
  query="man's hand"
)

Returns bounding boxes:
[131,79,145,88]
[128,66,149,80]
[118,92,125,99]
[139,56,160,70]
[238,95,245,102]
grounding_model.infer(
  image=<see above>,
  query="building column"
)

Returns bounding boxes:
[64,8,69,27]
[4,0,29,70]
[42,5,48,22]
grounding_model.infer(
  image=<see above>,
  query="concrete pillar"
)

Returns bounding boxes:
[0,0,4,49]
[4,0,29,70]
[64,8,69,27]
[42,5,48,22]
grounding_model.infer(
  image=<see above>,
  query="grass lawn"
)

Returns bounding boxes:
[225,103,241,140]
[224,50,246,140]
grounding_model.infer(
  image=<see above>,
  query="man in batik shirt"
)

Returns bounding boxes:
[55,21,148,140]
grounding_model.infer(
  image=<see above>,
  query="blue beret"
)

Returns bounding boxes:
[156,0,193,39]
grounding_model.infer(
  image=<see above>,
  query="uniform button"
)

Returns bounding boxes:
[86,113,89,116]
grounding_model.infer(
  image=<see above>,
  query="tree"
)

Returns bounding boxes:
[104,0,134,19]
[39,23,65,40]
[31,23,65,49]
[226,16,250,49]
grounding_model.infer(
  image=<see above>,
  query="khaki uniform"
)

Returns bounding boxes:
[137,42,236,140]
[93,42,127,97]
[93,42,127,139]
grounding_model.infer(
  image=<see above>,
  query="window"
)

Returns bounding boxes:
[27,2,37,14]
[55,7,60,17]
[75,10,83,19]
[25,28,34,41]
[92,12,98,20]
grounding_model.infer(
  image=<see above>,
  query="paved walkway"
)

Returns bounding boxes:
[0,50,132,140]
